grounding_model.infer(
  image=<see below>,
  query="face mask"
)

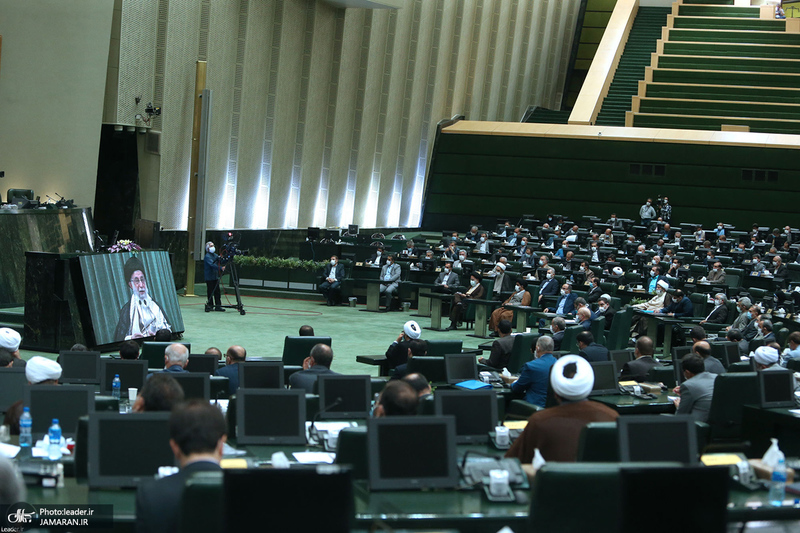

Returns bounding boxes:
[470,279,477,287]
[713,268,719,272]
[547,273,553,279]
[563,245,568,249]
[652,270,657,276]
[549,325,556,334]
[539,259,545,265]
[376,251,381,256]
[774,262,779,268]
[330,260,336,265]
[515,285,521,292]
[599,304,606,311]
[444,267,450,273]
[209,247,215,254]
[715,299,723,307]
[746,311,752,320]
[560,289,567,296]
[480,237,486,242]
[611,217,616,221]
[656,288,664,295]
[646,202,651,206]
[459,255,466,261]
[496,268,503,274]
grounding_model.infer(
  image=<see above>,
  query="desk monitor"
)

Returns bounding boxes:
[589,361,619,396]
[59,351,102,384]
[758,369,796,408]
[235,389,306,445]
[724,343,741,369]
[433,390,497,444]
[610,350,633,371]
[100,359,148,394]
[367,415,458,490]
[307,227,321,241]
[0,368,28,413]
[572,270,586,285]
[317,375,371,420]
[348,224,358,236]
[224,466,353,532]
[169,373,211,401]
[140,341,191,370]
[672,346,693,385]
[88,412,173,488]
[23,385,94,439]
[420,258,436,272]
[238,361,284,389]
[618,415,698,464]
[444,353,478,384]
[185,354,219,375]
[620,466,728,533]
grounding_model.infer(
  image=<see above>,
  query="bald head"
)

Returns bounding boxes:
[635,336,654,358]
[226,345,246,364]
[693,341,711,358]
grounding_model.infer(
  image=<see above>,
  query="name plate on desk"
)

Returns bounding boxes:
[356,262,364,267]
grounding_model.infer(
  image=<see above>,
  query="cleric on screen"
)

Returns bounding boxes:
[114,256,171,341]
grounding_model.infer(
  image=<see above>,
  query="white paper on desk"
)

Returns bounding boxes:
[0,442,20,459]
[668,396,679,403]
[222,442,246,456]
[31,447,48,458]
[292,452,335,464]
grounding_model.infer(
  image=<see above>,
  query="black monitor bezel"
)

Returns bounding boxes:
[444,353,479,384]
[23,384,95,439]
[589,360,619,396]
[433,389,498,444]
[58,351,102,384]
[238,361,285,389]
[758,369,796,408]
[235,388,306,445]
[169,372,211,401]
[185,354,219,375]
[0,367,28,413]
[99,359,148,394]
[140,341,191,370]
[618,414,699,464]
[317,374,372,420]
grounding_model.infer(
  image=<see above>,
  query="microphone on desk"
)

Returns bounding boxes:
[309,397,343,448]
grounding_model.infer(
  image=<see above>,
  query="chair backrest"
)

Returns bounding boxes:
[406,356,447,383]
[558,326,583,354]
[180,471,224,533]
[282,336,332,366]
[709,341,737,369]
[707,372,760,441]
[645,366,676,389]
[334,427,368,479]
[141,341,191,370]
[689,292,707,318]
[748,337,765,353]
[777,328,790,349]
[590,316,606,344]
[426,339,463,356]
[604,308,632,351]
[508,333,539,373]
[725,267,743,288]
[576,422,619,462]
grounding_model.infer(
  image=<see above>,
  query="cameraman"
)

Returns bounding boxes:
[204,241,225,312]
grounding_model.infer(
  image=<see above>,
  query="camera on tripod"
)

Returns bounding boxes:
[220,232,249,261]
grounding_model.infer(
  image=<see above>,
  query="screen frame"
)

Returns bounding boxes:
[444,353,479,384]
[169,372,211,401]
[140,341,191,370]
[185,354,219,375]
[87,412,173,488]
[618,414,699,465]
[758,369,796,408]
[23,384,95,439]
[317,374,372,420]
[99,359,148,394]
[235,389,306,445]
[238,361,285,389]
[58,351,102,384]
[0,367,28,413]
[367,415,459,491]
[588,360,619,396]
[433,389,498,444]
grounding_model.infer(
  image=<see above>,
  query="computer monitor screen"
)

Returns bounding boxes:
[238,361,284,389]
[23,385,94,439]
[589,361,619,396]
[759,370,796,408]
[140,341,191,370]
[444,354,478,384]
[307,227,320,241]
[610,350,633,371]
[100,359,148,394]
[224,467,353,532]
[620,466,728,533]
[672,346,693,385]
[618,415,698,464]
[59,351,101,384]
[0,368,27,413]
[421,258,436,272]
[572,271,586,284]
[88,412,174,488]
[317,375,371,419]
[348,224,358,235]
[367,416,458,490]
[185,354,219,375]
[170,373,211,401]
[724,343,741,369]
[434,390,497,444]
[236,389,305,445]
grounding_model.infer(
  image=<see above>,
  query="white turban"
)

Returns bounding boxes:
[550,355,594,401]
[0,328,21,352]
[612,266,623,276]
[25,356,62,384]
[753,346,779,366]
[404,320,421,340]
[657,279,670,290]
[496,263,506,271]
[600,294,611,301]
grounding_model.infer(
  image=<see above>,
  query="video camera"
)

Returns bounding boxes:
[220,232,249,261]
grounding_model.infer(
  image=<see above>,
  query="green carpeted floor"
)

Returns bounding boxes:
[19,294,487,374]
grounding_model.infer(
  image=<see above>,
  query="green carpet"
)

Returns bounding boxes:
[19,294,487,375]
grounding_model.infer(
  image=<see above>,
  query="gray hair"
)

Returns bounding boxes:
[165,343,189,365]
[537,335,555,353]
[552,317,566,330]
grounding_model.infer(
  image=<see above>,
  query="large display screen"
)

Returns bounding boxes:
[79,251,184,345]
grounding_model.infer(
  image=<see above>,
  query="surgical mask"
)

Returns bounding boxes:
[480,237,486,242]
[539,259,545,265]
[515,285,521,292]
[715,299,723,307]
[376,251,381,256]
[746,311,752,320]
[560,289,567,296]
[444,267,450,273]
[652,270,657,276]
[549,325,556,334]
[330,260,336,265]
[718,225,723,229]
[496,268,503,274]
[208,246,215,254]
[459,255,466,261]
[646,202,651,206]
[599,304,607,311]
[547,273,553,279]
[563,245,568,249]
[470,280,477,287]
[713,268,719,272]
[656,288,664,294]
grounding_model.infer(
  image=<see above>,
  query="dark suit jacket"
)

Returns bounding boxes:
[136,460,221,533]
[552,292,577,315]
[552,330,565,351]
[597,306,616,330]
[434,271,460,287]
[322,263,346,281]
[538,278,559,297]
[486,335,516,369]
[492,272,514,294]
[368,253,388,267]
[215,363,240,395]
[586,286,602,304]
[774,264,788,279]
[661,297,693,317]
[579,342,610,362]
[704,305,728,324]
[579,319,592,331]
[619,356,661,382]
[676,371,716,422]
[288,365,339,394]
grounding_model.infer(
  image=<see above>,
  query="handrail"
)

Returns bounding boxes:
[568,0,639,125]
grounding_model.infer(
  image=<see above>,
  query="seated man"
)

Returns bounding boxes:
[550,317,566,351]
[693,340,725,375]
[385,321,422,370]
[205,347,223,358]
[537,268,559,304]
[372,380,418,417]
[401,240,418,257]
[544,284,577,316]
[700,294,728,325]
[401,373,432,398]
[595,296,616,330]
[367,246,387,267]
[448,273,485,330]
[489,263,513,299]
[4,356,62,434]
[132,374,185,412]
[705,262,726,285]
[630,280,670,336]
[619,336,660,382]
[299,325,315,336]
[672,354,715,423]
[319,255,345,306]
[577,331,609,362]
[505,355,619,463]
[392,339,428,379]
[119,340,141,360]
[0,328,26,368]
[215,345,246,395]
[782,331,800,368]
[658,289,692,318]
[432,260,459,294]
[378,254,402,309]
[576,307,592,330]
[160,344,189,374]
[478,320,514,370]
[136,400,226,533]
[503,336,558,408]
[489,279,531,336]
[288,344,338,393]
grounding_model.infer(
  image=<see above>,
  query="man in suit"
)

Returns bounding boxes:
[385,321,422,370]
[694,341,725,375]
[619,336,660,382]
[288,343,338,393]
[214,345,245,395]
[550,317,566,351]
[673,354,716,422]
[700,293,729,325]
[367,246,388,267]
[544,284,577,316]
[537,268,559,305]
[391,339,428,379]
[727,297,752,332]
[135,400,226,533]
[596,296,616,330]
[372,380,419,417]
[772,256,788,280]
[606,213,624,230]
[378,255,402,309]
[644,265,664,294]
[576,307,592,330]
[585,277,602,304]
[705,262,726,285]
[577,331,609,362]
[432,260,459,294]
[658,289,693,318]
[479,320,514,370]
[489,262,514,299]
[159,344,189,374]
[132,373,185,412]
[400,240,418,257]
[448,273,485,330]
[319,255,346,306]
[760,319,776,344]
[503,336,558,408]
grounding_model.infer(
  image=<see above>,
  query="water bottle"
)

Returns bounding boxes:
[48,419,62,461]
[19,407,32,447]
[112,374,121,401]
[769,455,787,506]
